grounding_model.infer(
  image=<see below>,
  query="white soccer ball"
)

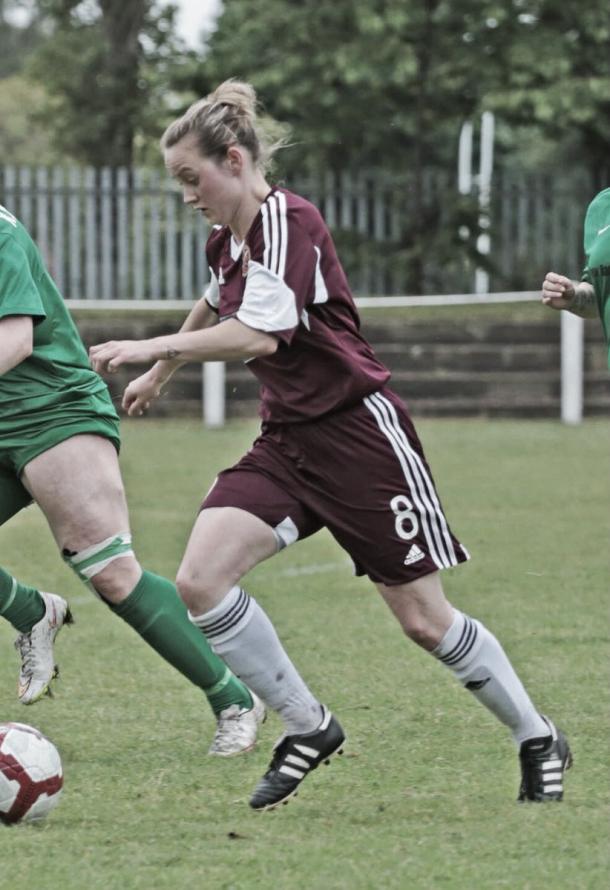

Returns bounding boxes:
[0,722,63,824]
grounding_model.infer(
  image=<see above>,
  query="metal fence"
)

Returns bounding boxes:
[0,164,596,299]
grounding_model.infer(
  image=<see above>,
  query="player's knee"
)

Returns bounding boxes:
[175,567,205,612]
[89,558,142,604]
[62,531,141,603]
[175,566,225,614]
[400,614,441,650]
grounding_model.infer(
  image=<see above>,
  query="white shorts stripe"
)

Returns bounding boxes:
[364,393,457,569]
[371,392,459,565]
[364,394,449,567]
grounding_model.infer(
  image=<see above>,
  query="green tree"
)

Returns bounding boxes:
[0,74,61,163]
[170,0,608,291]
[26,0,184,167]
[482,0,610,183]
[176,0,488,174]
[185,0,608,179]
[0,1,45,78]
[172,0,506,290]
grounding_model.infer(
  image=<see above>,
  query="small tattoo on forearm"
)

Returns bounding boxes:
[166,347,181,359]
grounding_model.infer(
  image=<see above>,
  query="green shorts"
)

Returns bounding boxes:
[0,390,121,526]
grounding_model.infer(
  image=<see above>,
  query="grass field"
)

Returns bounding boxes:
[0,417,608,890]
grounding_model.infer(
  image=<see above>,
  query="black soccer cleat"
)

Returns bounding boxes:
[518,716,573,802]
[249,706,345,811]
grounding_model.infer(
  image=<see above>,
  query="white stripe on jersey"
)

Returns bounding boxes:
[269,197,280,273]
[364,392,458,569]
[0,205,17,227]
[203,269,220,308]
[276,191,288,279]
[313,246,329,304]
[261,192,288,278]
[261,195,279,272]
[262,201,271,270]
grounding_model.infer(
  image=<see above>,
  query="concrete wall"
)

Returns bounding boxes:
[74,309,609,421]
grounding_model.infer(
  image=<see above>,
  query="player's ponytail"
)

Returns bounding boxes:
[161,79,288,173]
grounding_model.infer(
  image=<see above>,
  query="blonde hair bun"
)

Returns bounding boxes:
[161,79,288,174]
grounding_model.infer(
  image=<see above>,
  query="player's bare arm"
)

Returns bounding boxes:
[89,317,277,375]
[120,297,219,415]
[0,315,33,375]
[151,296,218,380]
[541,272,597,317]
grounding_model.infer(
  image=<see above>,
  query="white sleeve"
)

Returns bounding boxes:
[203,270,220,308]
[236,260,298,332]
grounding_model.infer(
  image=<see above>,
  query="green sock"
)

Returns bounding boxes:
[110,570,252,716]
[0,567,45,633]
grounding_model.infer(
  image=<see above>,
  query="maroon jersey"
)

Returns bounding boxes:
[204,187,390,422]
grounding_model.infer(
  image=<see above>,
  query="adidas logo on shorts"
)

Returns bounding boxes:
[404,544,425,566]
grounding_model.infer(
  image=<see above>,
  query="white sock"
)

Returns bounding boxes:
[190,586,322,735]
[433,609,549,744]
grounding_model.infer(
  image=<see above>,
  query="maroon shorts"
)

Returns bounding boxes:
[202,388,469,585]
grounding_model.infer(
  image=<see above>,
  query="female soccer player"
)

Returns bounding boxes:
[90,80,572,809]
[0,202,264,756]
[542,187,610,366]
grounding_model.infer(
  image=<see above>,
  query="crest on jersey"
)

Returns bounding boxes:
[242,244,251,277]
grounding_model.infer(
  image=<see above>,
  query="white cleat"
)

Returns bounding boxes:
[208,691,266,757]
[15,592,73,705]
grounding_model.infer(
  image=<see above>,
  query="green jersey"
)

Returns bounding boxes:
[581,188,610,367]
[0,204,117,424]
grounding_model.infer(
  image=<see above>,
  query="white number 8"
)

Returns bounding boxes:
[390,494,419,541]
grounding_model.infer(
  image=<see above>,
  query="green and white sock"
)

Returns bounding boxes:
[0,567,45,633]
[110,570,252,716]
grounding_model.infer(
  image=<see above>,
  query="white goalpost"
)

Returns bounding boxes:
[202,361,226,427]
[560,311,584,425]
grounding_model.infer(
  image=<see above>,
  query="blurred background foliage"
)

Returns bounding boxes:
[0,0,608,292]
[1,0,607,175]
